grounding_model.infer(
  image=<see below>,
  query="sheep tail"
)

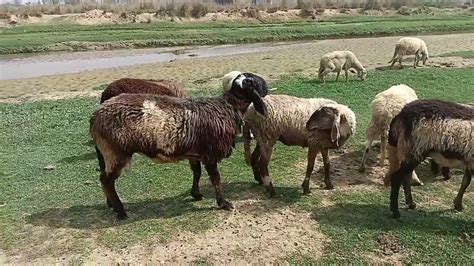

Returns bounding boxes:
[388,48,398,64]
[95,146,106,172]
[243,124,252,166]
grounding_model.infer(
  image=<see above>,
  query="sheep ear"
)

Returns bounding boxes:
[306,108,334,131]
[250,90,268,116]
[331,115,341,145]
[349,69,357,74]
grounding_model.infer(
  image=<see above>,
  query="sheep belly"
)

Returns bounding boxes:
[429,152,467,169]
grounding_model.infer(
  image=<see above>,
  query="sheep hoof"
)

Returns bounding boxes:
[267,186,276,198]
[116,212,128,220]
[454,201,463,212]
[392,211,401,219]
[220,200,233,211]
[443,174,452,181]
[191,192,204,201]
[254,176,264,185]
[324,183,334,190]
[407,202,416,210]
[358,166,366,173]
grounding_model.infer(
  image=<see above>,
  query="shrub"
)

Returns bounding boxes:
[363,0,382,10]
[397,6,411,15]
[190,3,208,18]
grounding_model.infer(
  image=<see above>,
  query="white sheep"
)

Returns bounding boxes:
[359,85,418,169]
[318,50,367,83]
[386,99,473,218]
[388,37,429,69]
[242,94,337,195]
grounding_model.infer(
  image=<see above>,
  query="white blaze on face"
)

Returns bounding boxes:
[234,74,247,89]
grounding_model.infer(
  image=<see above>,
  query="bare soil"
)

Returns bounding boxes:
[1,33,473,103]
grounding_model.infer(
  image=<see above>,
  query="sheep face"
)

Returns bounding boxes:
[231,73,269,116]
[358,69,367,81]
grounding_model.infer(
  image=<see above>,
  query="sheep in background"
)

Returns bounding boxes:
[386,99,473,218]
[359,85,419,176]
[388,37,429,69]
[100,78,186,103]
[243,94,336,195]
[90,73,269,219]
[318,50,367,83]
[303,103,356,193]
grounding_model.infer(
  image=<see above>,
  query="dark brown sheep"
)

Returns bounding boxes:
[90,73,269,220]
[100,78,187,104]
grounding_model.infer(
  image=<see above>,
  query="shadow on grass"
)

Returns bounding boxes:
[312,202,473,235]
[26,181,301,230]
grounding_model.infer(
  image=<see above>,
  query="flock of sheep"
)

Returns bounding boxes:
[89,36,473,221]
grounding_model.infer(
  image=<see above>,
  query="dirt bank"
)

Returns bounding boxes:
[0,33,473,103]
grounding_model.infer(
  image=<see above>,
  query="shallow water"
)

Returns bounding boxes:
[0,42,298,81]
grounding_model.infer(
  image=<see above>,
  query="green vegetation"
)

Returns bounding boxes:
[1,14,473,54]
[0,68,473,263]
[439,50,474,58]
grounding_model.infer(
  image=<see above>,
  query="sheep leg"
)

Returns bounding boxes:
[95,146,106,173]
[379,133,387,167]
[100,165,128,220]
[441,167,451,181]
[344,69,349,82]
[259,143,276,197]
[413,52,419,68]
[402,174,416,210]
[322,148,333,190]
[390,161,417,219]
[335,70,340,82]
[302,146,319,194]
[453,170,471,211]
[398,57,403,69]
[189,160,203,201]
[359,139,374,172]
[430,158,440,175]
[251,143,263,185]
[204,162,233,210]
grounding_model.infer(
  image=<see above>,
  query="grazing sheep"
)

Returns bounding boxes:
[359,85,419,175]
[388,37,429,69]
[302,103,357,193]
[222,71,243,91]
[243,94,336,195]
[100,78,186,103]
[90,73,269,219]
[386,99,473,218]
[318,50,367,83]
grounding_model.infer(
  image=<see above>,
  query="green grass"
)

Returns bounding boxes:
[1,14,473,54]
[0,68,473,263]
[439,50,474,58]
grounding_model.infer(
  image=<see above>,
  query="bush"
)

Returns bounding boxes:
[363,0,382,10]
[397,6,411,15]
[190,3,208,18]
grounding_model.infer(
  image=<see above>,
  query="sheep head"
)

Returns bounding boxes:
[231,73,269,116]
[306,105,355,148]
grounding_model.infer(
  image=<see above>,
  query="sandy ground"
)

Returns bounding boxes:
[1,33,473,103]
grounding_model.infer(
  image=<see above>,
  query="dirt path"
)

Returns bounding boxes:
[0,33,473,103]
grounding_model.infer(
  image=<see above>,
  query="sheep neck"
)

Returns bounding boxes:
[222,90,251,117]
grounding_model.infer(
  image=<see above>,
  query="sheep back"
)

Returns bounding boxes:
[244,95,336,146]
[101,78,187,103]
[366,84,418,140]
[395,37,428,56]
[388,99,474,166]
[91,94,242,163]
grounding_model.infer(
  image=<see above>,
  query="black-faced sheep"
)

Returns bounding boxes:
[318,50,367,83]
[100,78,187,104]
[386,99,473,219]
[388,37,429,69]
[90,73,269,219]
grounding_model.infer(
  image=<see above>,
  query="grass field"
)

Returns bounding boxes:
[1,14,474,54]
[0,68,473,263]
[440,50,474,58]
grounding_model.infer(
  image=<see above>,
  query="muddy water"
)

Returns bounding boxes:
[0,42,296,81]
